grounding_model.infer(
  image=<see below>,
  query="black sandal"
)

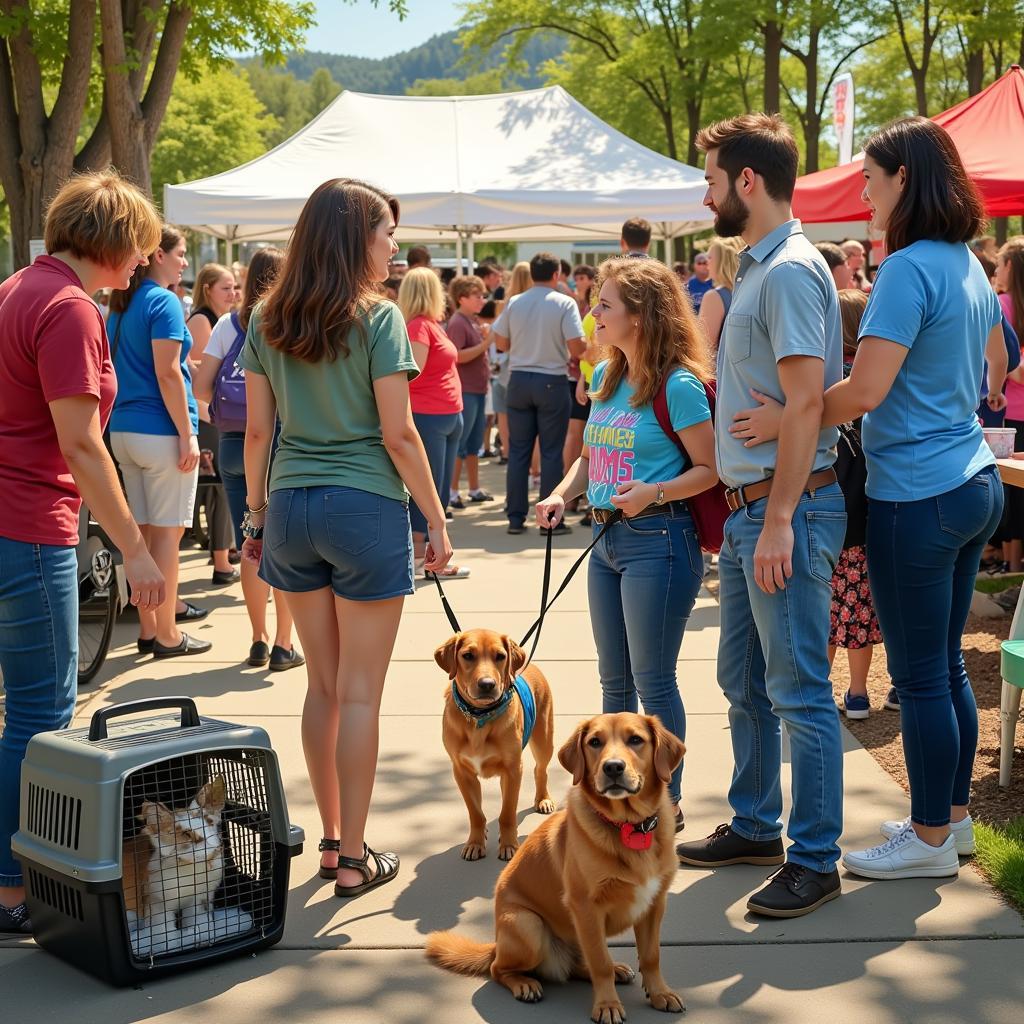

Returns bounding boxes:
[317,838,341,880]
[334,844,400,898]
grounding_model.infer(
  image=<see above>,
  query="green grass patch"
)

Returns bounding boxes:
[974,575,1024,595]
[974,818,1024,911]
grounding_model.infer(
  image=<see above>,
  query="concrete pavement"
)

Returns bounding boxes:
[4,466,1023,1022]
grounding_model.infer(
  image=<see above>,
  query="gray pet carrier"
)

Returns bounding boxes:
[12,697,304,985]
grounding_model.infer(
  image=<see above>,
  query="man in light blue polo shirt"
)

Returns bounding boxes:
[675,113,847,919]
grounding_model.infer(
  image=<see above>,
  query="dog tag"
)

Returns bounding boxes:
[620,823,653,851]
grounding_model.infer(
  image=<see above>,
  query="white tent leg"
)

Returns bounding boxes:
[225,236,234,266]
[455,232,463,273]
[466,233,475,274]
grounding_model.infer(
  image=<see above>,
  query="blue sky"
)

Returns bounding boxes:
[307,1,465,57]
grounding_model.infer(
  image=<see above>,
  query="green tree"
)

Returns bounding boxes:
[151,66,277,207]
[0,0,406,268]
[308,66,341,111]
[247,63,318,146]
[408,68,509,96]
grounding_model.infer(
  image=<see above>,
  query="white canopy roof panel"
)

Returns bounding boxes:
[164,86,712,241]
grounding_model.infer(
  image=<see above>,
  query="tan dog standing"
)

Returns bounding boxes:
[435,629,556,861]
[426,712,686,1024]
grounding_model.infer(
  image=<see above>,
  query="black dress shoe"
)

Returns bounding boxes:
[0,901,32,934]
[676,823,785,867]
[137,637,155,654]
[746,862,841,918]
[212,568,240,585]
[153,633,213,658]
[248,641,271,667]
[228,548,241,564]
[175,601,210,624]
[507,522,525,535]
[269,645,305,672]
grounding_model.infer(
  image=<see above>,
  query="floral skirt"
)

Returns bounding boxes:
[829,545,882,649]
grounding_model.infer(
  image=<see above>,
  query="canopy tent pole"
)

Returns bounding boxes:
[465,231,475,274]
[455,231,464,274]
[224,228,236,267]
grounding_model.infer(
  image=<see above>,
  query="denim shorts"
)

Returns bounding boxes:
[491,379,508,415]
[259,486,414,601]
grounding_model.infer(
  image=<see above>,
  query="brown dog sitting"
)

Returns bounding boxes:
[426,713,686,1024]
[434,629,556,861]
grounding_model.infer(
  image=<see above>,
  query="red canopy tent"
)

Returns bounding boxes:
[793,64,1024,223]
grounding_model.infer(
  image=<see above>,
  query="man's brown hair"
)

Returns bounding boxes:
[696,113,800,202]
[45,170,162,268]
[621,217,652,250]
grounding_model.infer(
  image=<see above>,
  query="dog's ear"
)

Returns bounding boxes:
[434,634,462,678]
[502,635,527,682]
[649,717,685,784]
[558,720,589,786]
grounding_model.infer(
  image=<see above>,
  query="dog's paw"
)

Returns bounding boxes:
[498,839,520,861]
[460,841,487,861]
[535,798,555,814]
[591,998,627,1024]
[511,977,544,1002]
[612,962,636,985]
[647,989,685,1013]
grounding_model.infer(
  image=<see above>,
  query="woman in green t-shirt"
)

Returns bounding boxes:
[240,178,453,899]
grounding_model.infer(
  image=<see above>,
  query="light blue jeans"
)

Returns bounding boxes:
[716,484,847,872]
[0,537,79,886]
[588,505,704,804]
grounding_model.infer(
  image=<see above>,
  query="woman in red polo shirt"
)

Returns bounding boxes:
[0,172,165,933]
[398,268,470,577]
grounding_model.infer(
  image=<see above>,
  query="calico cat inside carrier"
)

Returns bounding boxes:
[13,697,304,985]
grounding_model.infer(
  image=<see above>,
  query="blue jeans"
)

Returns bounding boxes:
[588,506,704,804]
[867,465,1003,826]
[410,411,463,534]
[457,392,488,460]
[717,484,847,872]
[506,371,571,526]
[219,428,281,549]
[0,537,78,886]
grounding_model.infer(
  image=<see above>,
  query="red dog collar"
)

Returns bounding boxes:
[593,808,660,851]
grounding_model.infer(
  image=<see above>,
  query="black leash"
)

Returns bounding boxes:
[426,512,618,667]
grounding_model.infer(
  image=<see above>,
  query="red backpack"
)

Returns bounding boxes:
[651,376,730,554]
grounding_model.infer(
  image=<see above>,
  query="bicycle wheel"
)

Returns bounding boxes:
[78,585,117,686]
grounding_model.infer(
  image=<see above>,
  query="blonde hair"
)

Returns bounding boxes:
[398,266,446,322]
[191,263,234,311]
[591,257,714,407]
[44,170,161,268]
[707,237,743,290]
[507,261,532,299]
[838,288,869,358]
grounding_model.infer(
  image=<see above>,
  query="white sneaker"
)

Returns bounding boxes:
[842,823,959,879]
[880,815,975,856]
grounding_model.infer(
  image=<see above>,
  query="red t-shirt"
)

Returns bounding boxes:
[0,256,117,545]
[407,315,463,415]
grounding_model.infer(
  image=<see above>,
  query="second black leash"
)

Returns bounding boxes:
[427,513,619,668]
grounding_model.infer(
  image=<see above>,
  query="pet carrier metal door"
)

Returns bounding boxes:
[13,696,304,985]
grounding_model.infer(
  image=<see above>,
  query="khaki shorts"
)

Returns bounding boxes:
[110,432,199,528]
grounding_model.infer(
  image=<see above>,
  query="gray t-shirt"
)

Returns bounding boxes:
[715,220,841,489]
[493,285,584,376]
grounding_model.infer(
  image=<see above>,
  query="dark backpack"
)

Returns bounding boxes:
[209,312,248,434]
[834,420,868,549]
[652,376,731,554]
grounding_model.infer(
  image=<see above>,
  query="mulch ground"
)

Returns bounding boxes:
[830,610,1024,827]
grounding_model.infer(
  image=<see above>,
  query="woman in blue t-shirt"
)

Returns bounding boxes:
[730,118,1008,881]
[107,225,211,660]
[536,257,718,828]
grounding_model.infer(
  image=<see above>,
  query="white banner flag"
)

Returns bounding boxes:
[832,73,855,165]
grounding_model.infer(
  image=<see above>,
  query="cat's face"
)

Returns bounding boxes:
[140,777,226,865]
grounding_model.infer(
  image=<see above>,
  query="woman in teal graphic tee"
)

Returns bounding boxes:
[536,257,718,825]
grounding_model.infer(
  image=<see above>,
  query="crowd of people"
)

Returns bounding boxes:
[0,106,1018,931]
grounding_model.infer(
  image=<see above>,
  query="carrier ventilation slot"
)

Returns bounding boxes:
[27,782,82,850]
[28,868,84,922]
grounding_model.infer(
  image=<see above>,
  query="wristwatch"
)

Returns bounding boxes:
[241,509,264,540]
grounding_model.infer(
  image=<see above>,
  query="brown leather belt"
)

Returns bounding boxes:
[591,500,688,525]
[725,467,837,512]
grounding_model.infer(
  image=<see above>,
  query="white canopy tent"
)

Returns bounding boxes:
[164,86,712,264]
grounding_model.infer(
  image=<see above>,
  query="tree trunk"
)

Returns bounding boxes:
[802,31,821,174]
[965,48,985,95]
[763,20,783,113]
[685,97,703,167]
[995,217,1009,246]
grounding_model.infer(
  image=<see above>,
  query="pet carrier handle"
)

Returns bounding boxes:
[88,697,202,741]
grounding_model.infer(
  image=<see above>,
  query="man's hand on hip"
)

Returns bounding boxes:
[753,518,794,594]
